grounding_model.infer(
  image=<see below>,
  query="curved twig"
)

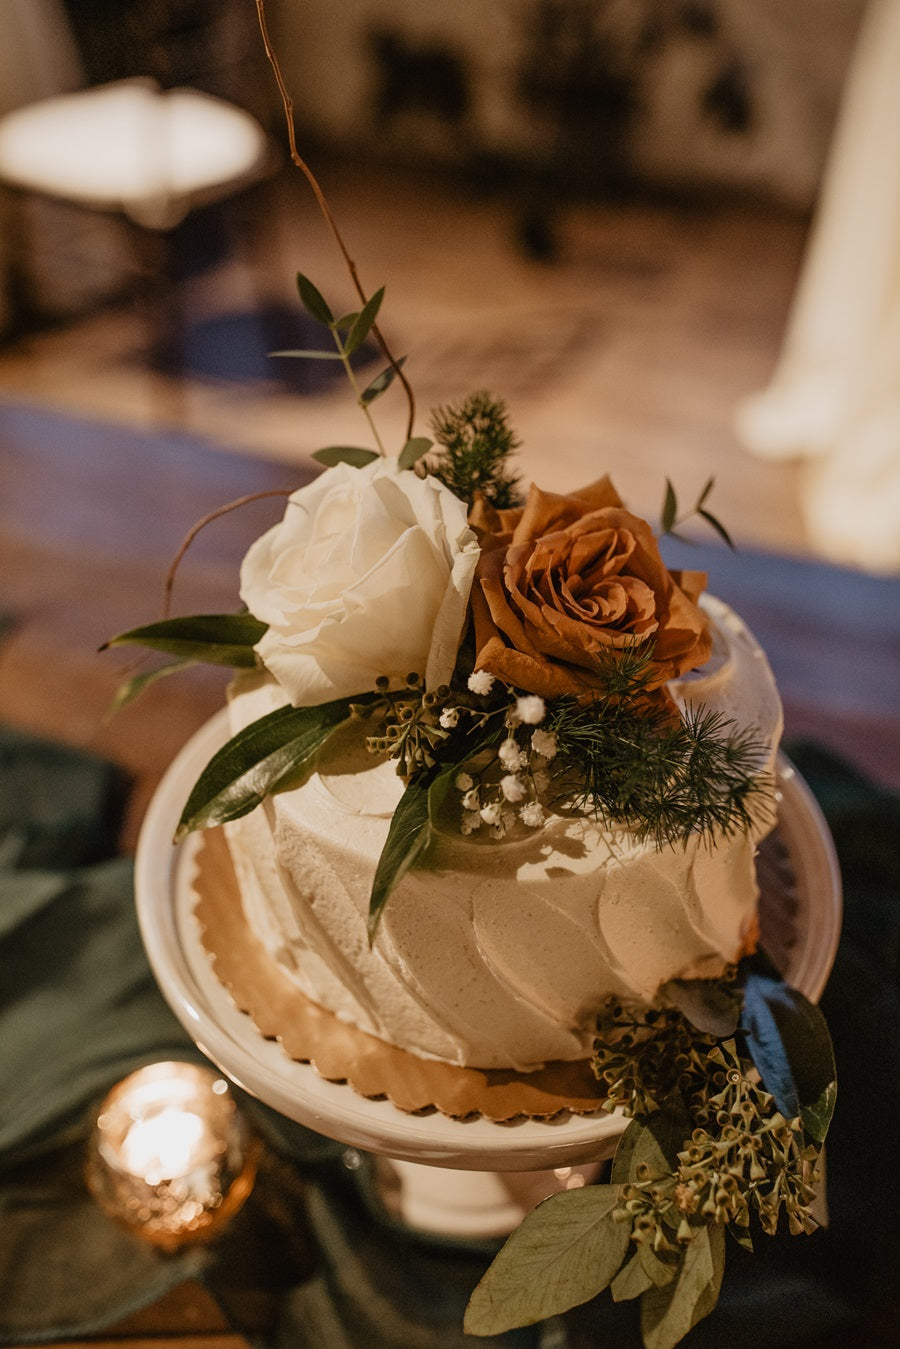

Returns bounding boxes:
[163,488,293,618]
[255,0,416,443]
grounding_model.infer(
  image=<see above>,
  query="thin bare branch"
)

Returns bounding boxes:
[163,488,293,617]
[254,0,416,442]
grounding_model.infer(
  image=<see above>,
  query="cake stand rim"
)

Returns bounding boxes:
[135,709,842,1172]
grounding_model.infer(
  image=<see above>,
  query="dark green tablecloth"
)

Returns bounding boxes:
[1,725,898,1347]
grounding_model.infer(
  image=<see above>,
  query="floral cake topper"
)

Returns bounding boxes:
[103,6,837,1345]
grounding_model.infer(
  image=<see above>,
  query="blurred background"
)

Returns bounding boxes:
[1,0,898,794]
[0,0,872,541]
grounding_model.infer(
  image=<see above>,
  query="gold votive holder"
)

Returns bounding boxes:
[87,1061,257,1252]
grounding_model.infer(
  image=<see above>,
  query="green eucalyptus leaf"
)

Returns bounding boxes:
[109,658,195,712]
[802,1075,838,1144]
[698,507,735,551]
[398,436,433,470]
[360,356,407,407]
[696,476,715,508]
[334,311,359,331]
[611,1117,645,1185]
[661,479,678,535]
[464,1185,630,1335]
[344,286,385,356]
[269,348,344,360]
[640,1224,725,1349]
[103,613,266,667]
[659,976,742,1038]
[175,698,358,839]
[611,1250,654,1303]
[740,967,837,1139]
[312,446,381,469]
[629,1096,692,1179]
[639,1242,677,1289]
[296,272,333,325]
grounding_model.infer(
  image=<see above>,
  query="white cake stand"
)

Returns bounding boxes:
[135,711,842,1236]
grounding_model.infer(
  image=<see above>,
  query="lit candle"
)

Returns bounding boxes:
[87,1062,256,1250]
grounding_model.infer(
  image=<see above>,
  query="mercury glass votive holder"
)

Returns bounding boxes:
[87,1061,257,1251]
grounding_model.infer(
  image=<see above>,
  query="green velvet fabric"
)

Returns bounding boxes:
[0,727,897,1346]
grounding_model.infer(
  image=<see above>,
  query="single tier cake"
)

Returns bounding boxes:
[221,593,782,1071]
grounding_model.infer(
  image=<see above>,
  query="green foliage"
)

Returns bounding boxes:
[295,271,333,325]
[103,612,267,667]
[108,658,196,712]
[660,477,734,550]
[428,390,523,509]
[175,696,368,838]
[311,446,380,468]
[367,764,458,941]
[361,356,407,406]
[740,960,837,1141]
[398,436,433,470]
[546,660,773,848]
[286,272,401,457]
[365,680,506,936]
[466,971,836,1347]
[464,1187,630,1334]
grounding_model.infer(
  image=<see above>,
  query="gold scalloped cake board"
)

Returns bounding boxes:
[192,825,800,1123]
[192,828,609,1121]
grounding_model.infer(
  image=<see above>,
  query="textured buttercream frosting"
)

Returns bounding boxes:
[222,595,782,1070]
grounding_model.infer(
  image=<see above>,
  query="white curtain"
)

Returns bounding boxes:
[735,0,900,573]
[0,0,83,114]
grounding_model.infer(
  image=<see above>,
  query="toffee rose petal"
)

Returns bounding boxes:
[470,479,711,699]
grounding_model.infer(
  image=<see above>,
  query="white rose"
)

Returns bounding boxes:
[240,459,480,706]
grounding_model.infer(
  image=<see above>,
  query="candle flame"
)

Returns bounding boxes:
[121,1107,207,1183]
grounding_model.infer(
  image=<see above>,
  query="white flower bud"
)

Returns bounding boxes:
[461,788,480,811]
[500,774,527,803]
[498,738,528,771]
[519,801,545,828]
[455,771,475,791]
[531,728,558,760]
[516,695,546,725]
[440,706,460,729]
[480,801,503,826]
[468,670,495,695]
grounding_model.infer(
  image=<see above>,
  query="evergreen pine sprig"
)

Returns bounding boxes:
[429,390,523,509]
[545,658,772,847]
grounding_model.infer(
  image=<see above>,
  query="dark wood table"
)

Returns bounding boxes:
[2,396,899,1347]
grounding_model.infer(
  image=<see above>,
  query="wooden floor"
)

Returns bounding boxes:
[0,164,814,555]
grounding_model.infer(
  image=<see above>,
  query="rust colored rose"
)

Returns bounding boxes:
[468,476,711,701]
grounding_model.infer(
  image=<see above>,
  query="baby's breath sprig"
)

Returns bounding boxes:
[442,676,561,838]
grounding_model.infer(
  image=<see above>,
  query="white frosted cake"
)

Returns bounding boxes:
[221,592,782,1071]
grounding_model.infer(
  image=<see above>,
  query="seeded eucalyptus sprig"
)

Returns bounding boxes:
[465,961,837,1348]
